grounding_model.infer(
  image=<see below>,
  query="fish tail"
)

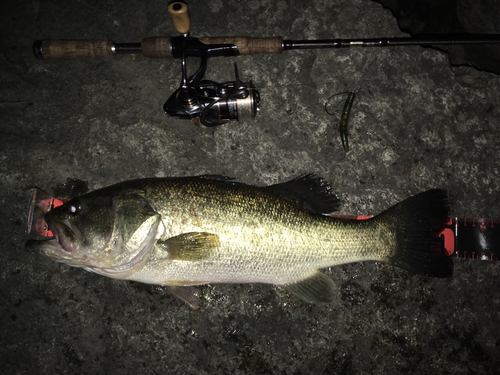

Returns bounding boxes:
[374,189,453,277]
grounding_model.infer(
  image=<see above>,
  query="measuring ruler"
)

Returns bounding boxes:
[441,218,499,260]
[27,188,498,261]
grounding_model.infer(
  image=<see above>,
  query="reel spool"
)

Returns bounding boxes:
[164,63,260,126]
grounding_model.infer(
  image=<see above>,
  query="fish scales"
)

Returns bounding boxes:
[133,178,375,284]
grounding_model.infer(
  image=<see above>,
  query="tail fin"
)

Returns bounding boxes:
[374,189,453,278]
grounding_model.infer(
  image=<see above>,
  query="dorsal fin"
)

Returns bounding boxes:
[266,174,340,214]
[196,174,340,214]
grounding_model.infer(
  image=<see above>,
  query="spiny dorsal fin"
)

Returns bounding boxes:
[158,232,220,262]
[267,174,340,214]
[282,271,339,304]
[196,174,340,214]
[197,174,234,182]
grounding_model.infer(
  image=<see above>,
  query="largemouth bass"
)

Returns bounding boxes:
[26,175,452,308]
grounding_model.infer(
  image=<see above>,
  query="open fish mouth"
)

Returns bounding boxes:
[47,216,80,252]
[25,217,81,263]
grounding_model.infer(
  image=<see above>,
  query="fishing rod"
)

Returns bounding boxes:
[33,1,500,127]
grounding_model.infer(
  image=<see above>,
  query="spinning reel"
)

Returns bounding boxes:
[163,1,260,126]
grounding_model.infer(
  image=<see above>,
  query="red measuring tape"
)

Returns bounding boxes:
[27,188,498,261]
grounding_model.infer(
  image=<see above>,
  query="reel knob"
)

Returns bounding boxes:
[168,1,190,35]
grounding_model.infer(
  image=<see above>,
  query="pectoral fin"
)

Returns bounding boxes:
[282,271,339,304]
[158,232,220,262]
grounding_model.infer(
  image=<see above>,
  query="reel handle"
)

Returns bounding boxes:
[168,1,190,35]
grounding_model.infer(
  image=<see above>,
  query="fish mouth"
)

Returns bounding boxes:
[26,237,66,257]
[25,215,81,263]
[46,215,80,252]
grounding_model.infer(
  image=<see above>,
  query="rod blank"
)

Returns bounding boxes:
[283,34,500,50]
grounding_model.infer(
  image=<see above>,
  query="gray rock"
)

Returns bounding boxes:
[1,0,498,373]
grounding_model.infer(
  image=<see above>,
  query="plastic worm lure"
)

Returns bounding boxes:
[325,91,356,152]
[339,92,355,152]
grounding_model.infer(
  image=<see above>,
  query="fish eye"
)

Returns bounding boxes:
[68,199,82,215]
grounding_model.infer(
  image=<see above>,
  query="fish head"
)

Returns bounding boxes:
[26,190,161,277]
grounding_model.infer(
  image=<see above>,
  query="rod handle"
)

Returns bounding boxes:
[200,37,284,55]
[33,36,286,60]
[142,36,284,58]
[33,40,114,60]
[142,37,172,58]
[168,1,190,34]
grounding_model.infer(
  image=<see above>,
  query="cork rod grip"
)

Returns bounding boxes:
[168,1,190,34]
[33,40,114,60]
[142,37,172,58]
[199,37,284,55]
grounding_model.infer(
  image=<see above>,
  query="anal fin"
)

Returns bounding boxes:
[282,271,339,304]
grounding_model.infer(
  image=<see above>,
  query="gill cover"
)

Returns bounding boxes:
[88,192,161,278]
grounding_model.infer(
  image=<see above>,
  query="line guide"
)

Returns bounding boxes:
[27,188,498,261]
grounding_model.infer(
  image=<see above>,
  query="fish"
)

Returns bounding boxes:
[26,175,452,308]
